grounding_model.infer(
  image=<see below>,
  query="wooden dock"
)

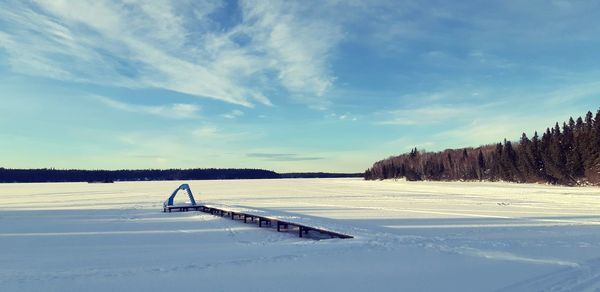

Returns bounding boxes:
[164,204,353,240]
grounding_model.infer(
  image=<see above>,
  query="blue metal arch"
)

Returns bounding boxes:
[164,184,197,207]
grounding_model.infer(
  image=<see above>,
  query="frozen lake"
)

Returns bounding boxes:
[1,178,599,291]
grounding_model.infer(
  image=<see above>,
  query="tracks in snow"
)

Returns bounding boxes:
[498,257,600,292]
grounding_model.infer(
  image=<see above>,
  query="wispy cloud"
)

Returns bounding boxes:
[0,1,342,107]
[435,114,567,148]
[191,125,257,142]
[542,81,600,106]
[240,1,343,105]
[326,112,358,121]
[377,105,475,126]
[221,109,244,119]
[246,153,323,161]
[191,126,221,139]
[93,96,200,119]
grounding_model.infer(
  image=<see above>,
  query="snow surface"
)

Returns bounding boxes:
[1,178,600,291]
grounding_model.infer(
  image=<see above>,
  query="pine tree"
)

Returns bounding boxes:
[477,150,486,180]
[594,109,600,156]
[517,133,535,182]
[530,131,543,180]
[502,139,519,180]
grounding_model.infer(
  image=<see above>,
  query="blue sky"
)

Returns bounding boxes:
[1,0,599,172]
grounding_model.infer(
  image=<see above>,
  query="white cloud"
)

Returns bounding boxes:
[246,152,323,161]
[240,1,343,98]
[542,81,600,106]
[94,96,200,119]
[191,126,220,139]
[0,0,343,107]
[191,125,255,142]
[435,115,562,148]
[326,112,358,121]
[374,87,519,126]
[378,105,473,126]
[221,109,244,119]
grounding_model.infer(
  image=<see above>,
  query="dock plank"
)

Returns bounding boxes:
[164,204,353,239]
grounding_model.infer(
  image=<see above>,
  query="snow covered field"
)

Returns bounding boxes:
[1,178,599,291]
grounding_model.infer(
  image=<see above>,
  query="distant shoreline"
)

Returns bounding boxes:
[0,167,363,183]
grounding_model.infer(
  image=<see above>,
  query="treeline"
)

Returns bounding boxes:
[0,168,280,183]
[280,172,363,179]
[0,168,363,183]
[365,109,600,186]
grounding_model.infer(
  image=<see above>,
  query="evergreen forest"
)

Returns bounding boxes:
[365,109,600,186]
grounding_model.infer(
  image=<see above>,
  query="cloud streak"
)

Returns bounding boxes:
[0,0,342,107]
[221,109,244,119]
[94,96,200,119]
[246,153,324,161]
